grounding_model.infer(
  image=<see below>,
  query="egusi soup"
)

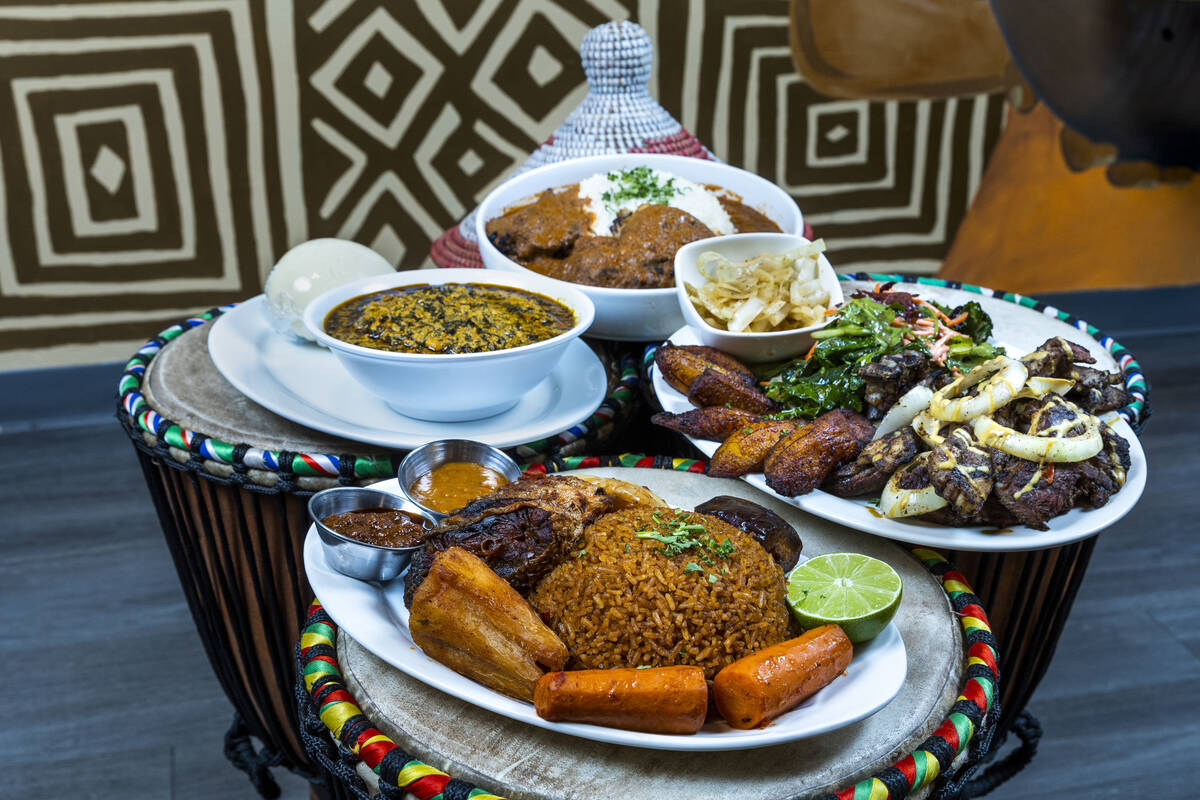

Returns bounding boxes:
[323,283,575,354]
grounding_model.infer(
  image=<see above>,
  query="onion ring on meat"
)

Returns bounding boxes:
[1014,376,1075,400]
[879,453,949,518]
[972,414,1102,463]
[929,356,1028,422]
[911,410,949,449]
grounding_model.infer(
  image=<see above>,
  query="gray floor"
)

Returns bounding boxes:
[1,299,1197,798]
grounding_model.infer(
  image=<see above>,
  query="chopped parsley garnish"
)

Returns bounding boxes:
[635,511,736,577]
[599,167,682,214]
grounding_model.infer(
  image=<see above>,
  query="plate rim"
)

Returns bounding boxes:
[207,295,609,451]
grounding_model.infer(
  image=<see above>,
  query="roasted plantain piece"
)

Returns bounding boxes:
[654,344,756,395]
[687,368,778,414]
[764,410,874,497]
[651,406,763,442]
[708,420,799,478]
[410,546,568,701]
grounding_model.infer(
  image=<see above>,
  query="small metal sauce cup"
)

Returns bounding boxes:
[397,439,522,520]
[308,487,436,582]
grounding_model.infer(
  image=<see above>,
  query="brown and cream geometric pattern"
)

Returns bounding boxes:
[0,0,1004,369]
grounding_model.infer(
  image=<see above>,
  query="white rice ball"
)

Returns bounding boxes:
[263,239,395,341]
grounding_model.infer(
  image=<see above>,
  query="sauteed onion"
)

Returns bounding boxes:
[928,356,1028,422]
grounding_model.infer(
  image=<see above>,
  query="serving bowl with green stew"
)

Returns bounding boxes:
[303,269,594,421]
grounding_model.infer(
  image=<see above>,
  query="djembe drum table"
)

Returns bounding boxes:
[297,466,1001,800]
[117,306,641,796]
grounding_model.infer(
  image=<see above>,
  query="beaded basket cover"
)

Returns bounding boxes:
[429,20,714,270]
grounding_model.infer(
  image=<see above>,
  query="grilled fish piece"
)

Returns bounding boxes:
[654,344,756,396]
[687,368,778,414]
[651,406,763,442]
[764,410,874,497]
[823,427,919,498]
[708,420,799,478]
[410,547,568,701]
[403,476,613,607]
[927,427,993,517]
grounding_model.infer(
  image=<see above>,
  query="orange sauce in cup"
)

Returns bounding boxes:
[409,462,510,514]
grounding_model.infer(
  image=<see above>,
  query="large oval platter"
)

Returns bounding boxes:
[651,279,1148,552]
[305,471,911,752]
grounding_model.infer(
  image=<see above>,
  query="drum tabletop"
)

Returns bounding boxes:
[143,322,391,456]
[335,468,965,800]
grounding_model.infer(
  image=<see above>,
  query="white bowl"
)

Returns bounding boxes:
[475,154,804,341]
[302,268,595,422]
[674,233,844,364]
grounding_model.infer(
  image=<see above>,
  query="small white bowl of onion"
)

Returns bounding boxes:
[674,233,843,363]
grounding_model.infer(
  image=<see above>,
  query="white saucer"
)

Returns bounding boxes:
[208,296,608,450]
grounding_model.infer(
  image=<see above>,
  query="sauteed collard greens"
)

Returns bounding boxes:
[324,283,574,354]
[764,294,1004,419]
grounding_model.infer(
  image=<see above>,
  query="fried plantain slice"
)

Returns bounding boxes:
[708,420,800,478]
[687,368,778,414]
[410,546,568,702]
[651,406,763,442]
[654,344,756,395]
[764,410,874,497]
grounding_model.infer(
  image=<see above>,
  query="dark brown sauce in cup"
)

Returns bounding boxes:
[321,509,428,548]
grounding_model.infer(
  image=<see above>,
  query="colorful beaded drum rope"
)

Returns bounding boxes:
[297,460,1000,800]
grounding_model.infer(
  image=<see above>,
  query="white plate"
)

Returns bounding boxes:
[304,476,907,752]
[208,295,608,450]
[651,282,1148,552]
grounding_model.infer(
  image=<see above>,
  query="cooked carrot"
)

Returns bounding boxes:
[803,340,818,361]
[946,312,969,327]
[915,298,954,325]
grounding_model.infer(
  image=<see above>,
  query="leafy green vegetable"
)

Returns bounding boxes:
[766,297,917,417]
[951,301,993,343]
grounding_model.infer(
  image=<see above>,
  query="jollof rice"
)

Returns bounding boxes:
[530,507,791,679]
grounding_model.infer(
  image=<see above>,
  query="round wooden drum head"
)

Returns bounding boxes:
[336,468,964,800]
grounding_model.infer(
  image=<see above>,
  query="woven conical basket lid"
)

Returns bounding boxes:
[430,20,713,269]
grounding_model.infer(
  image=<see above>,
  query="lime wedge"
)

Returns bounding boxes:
[786,553,903,644]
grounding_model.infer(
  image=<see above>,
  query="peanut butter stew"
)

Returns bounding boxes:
[323,283,575,354]
[485,167,780,290]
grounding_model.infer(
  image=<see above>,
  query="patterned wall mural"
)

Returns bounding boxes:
[0,0,1004,369]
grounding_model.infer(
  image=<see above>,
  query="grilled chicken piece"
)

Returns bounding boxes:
[651,406,763,442]
[708,420,799,478]
[687,368,778,414]
[1021,337,1096,377]
[403,476,613,607]
[859,350,929,421]
[991,453,1081,530]
[694,495,803,572]
[654,344,757,395]
[823,428,919,498]
[927,427,994,518]
[764,410,874,497]
[1076,425,1132,509]
[410,547,568,701]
